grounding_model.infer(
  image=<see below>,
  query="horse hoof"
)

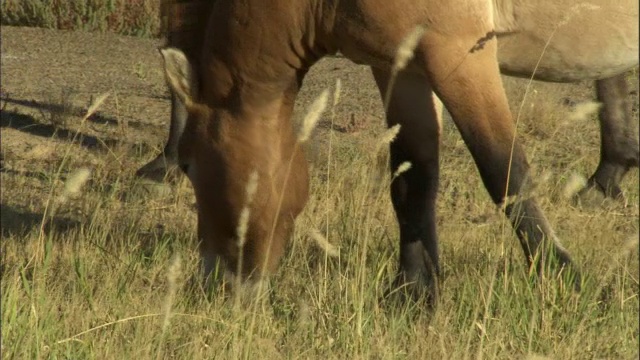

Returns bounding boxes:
[381,272,439,310]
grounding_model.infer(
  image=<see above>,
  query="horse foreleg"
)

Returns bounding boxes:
[372,67,442,305]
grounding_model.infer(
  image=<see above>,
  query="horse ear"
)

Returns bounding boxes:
[160,47,198,107]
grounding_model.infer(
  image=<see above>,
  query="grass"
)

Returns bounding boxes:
[2,75,638,358]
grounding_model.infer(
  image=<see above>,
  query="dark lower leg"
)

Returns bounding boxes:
[371,68,441,303]
[462,128,580,288]
[390,144,440,301]
[588,74,639,198]
[505,194,575,277]
[165,91,188,160]
[136,92,187,180]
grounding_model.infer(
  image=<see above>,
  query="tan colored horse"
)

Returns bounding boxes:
[139,0,639,200]
[151,0,637,302]
[492,0,639,197]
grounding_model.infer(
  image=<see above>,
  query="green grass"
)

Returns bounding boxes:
[2,80,638,358]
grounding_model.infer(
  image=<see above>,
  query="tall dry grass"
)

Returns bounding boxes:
[2,89,638,359]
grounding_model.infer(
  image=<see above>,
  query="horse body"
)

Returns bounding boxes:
[493,0,638,82]
[490,0,639,197]
[139,0,638,198]
[159,0,590,301]
[140,0,639,303]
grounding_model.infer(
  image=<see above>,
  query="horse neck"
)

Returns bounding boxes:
[195,0,324,154]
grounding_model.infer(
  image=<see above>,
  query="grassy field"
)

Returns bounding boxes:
[2,81,638,358]
[1,7,639,360]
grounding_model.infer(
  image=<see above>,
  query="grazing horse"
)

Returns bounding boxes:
[139,0,639,200]
[148,0,640,304]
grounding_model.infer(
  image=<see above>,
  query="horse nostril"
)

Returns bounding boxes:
[179,163,189,174]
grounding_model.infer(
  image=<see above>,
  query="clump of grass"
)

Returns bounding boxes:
[39,92,109,238]
[45,88,76,130]
[1,0,161,37]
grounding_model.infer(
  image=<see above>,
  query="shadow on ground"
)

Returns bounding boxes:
[1,107,122,150]
[1,96,148,129]
[0,203,80,239]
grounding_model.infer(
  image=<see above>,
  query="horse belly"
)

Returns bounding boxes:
[495,0,638,82]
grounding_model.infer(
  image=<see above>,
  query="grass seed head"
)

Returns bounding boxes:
[392,161,412,179]
[309,228,339,257]
[563,173,587,199]
[57,167,92,203]
[298,89,329,143]
[236,170,260,248]
[333,78,342,107]
[379,124,401,147]
[393,25,427,72]
[569,101,602,122]
[161,254,181,334]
